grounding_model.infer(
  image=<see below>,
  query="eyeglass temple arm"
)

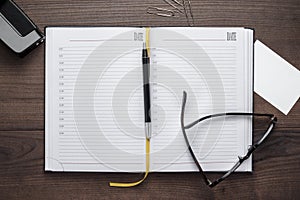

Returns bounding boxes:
[181,91,212,186]
[185,112,275,130]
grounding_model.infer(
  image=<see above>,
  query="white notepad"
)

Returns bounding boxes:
[45,27,253,172]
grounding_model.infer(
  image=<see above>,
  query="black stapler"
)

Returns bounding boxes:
[0,0,44,57]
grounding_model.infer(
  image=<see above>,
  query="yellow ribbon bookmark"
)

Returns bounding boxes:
[109,139,150,187]
[109,28,151,188]
[146,27,150,55]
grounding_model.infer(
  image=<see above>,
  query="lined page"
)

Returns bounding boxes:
[149,28,253,172]
[45,27,146,172]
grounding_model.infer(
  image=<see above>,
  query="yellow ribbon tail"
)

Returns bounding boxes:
[146,27,150,55]
[109,138,150,187]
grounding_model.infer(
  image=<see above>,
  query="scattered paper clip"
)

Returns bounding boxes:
[187,0,195,26]
[163,0,184,13]
[147,6,180,17]
[183,0,195,26]
[171,0,183,6]
[146,0,195,26]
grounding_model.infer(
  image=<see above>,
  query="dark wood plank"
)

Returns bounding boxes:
[0,0,299,199]
[0,129,299,199]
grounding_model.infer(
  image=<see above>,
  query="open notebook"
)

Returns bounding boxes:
[45,27,253,172]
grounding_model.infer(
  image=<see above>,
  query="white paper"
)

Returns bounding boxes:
[254,40,300,115]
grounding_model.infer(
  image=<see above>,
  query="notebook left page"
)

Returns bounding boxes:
[45,27,146,172]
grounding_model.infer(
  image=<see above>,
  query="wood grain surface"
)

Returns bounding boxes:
[0,0,299,199]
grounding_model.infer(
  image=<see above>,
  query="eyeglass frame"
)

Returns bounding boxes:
[180,91,277,187]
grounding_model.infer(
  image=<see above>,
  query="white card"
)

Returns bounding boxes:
[254,40,300,115]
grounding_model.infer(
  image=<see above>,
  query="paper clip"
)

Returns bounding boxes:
[171,0,183,6]
[146,6,179,17]
[187,0,194,25]
[163,0,184,13]
[183,0,195,26]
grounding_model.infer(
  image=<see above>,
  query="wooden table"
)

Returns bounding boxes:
[0,0,299,199]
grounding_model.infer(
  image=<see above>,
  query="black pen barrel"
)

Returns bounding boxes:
[142,57,151,122]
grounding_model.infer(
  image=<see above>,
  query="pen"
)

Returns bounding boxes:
[142,42,151,139]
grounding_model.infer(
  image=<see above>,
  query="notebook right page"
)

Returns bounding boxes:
[149,27,253,172]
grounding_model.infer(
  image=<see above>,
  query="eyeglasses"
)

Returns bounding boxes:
[180,91,277,187]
